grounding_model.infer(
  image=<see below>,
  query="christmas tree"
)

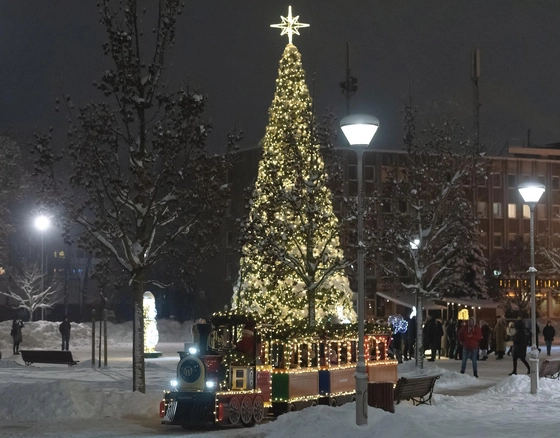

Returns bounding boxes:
[232,8,356,327]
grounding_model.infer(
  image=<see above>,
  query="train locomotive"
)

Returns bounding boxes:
[160,312,397,429]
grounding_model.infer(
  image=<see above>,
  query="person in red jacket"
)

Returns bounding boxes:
[458,317,483,378]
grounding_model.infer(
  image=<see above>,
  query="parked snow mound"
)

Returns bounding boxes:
[0,319,193,353]
[0,380,160,421]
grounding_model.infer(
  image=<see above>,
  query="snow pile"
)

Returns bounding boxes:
[0,380,160,421]
[0,318,193,352]
[253,375,560,438]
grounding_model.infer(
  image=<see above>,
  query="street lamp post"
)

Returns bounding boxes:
[518,181,545,395]
[340,114,379,426]
[34,215,50,321]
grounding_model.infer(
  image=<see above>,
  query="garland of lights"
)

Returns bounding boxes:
[231,41,357,327]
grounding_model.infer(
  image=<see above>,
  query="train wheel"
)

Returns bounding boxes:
[330,398,337,407]
[288,403,297,412]
[310,400,318,407]
[240,396,254,426]
[229,397,241,425]
[252,396,265,424]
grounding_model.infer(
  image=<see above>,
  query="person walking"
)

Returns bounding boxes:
[59,317,71,351]
[458,317,482,377]
[506,321,516,356]
[447,319,457,359]
[492,317,507,360]
[510,319,531,375]
[11,318,24,355]
[479,320,491,360]
[441,320,449,358]
[407,316,417,361]
[542,321,556,356]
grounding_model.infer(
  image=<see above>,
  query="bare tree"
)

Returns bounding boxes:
[32,1,234,392]
[0,263,61,320]
[371,103,485,369]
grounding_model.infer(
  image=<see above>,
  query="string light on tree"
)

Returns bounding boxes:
[232,7,355,327]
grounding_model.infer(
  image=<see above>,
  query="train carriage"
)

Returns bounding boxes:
[160,312,397,429]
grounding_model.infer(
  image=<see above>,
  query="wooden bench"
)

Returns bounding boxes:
[394,374,441,406]
[539,359,560,379]
[20,350,79,367]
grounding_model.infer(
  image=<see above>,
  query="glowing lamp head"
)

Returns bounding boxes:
[205,381,216,389]
[340,114,379,146]
[518,182,545,207]
[410,238,420,250]
[188,347,199,355]
[34,215,50,231]
[170,379,178,388]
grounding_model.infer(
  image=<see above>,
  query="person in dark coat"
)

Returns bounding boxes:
[59,317,71,351]
[510,319,531,375]
[423,316,437,361]
[402,319,411,360]
[407,316,417,361]
[479,320,491,360]
[447,319,457,359]
[11,318,24,355]
[542,321,556,356]
[455,320,465,360]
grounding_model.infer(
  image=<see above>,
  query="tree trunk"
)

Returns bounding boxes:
[308,289,316,327]
[132,272,146,393]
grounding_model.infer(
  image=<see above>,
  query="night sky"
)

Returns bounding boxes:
[1,1,559,154]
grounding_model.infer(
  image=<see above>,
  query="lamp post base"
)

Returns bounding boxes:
[355,365,368,425]
[529,349,539,394]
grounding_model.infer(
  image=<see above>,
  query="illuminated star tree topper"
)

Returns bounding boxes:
[270,5,309,44]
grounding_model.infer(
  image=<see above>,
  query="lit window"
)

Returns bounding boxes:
[492,203,502,218]
[477,202,487,218]
[508,204,517,218]
[523,205,530,219]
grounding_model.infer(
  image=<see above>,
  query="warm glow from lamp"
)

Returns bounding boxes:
[518,182,545,205]
[340,114,379,146]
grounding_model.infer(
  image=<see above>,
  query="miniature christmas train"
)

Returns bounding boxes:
[159,312,397,429]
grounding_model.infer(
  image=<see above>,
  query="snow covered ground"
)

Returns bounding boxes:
[1,319,560,437]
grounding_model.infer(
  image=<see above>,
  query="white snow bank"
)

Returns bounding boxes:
[0,380,160,421]
[0,318,193,352]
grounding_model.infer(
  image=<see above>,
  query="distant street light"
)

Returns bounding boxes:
[34,214,51,321]
[340,113,379,427]
[518,181,545,395]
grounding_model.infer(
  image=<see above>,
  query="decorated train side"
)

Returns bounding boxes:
[160,312,397,429]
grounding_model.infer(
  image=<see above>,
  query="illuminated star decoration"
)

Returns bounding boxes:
[270,6,309,45]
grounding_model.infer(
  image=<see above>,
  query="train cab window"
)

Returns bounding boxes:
[272,343,285,368]
[299,344,310,367]
[369,339,377,361]
[350,341,357,362]
[319,343,326,366]
[339,345,348,364]
[378,340,386,360]
[329,343,338,365]
[310,343,318,367]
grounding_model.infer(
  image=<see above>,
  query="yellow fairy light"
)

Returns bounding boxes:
[270,6,309,45]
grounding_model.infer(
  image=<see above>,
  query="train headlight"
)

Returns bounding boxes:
[206,380,216,389]
[188,347,199,355]
[170,379,178,388]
